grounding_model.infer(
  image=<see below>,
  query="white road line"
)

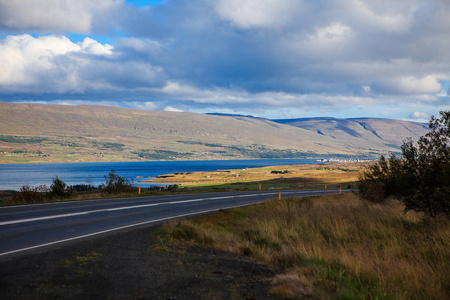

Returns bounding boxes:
[0,202,255,257]
[0,211,94,226]
[0,191,339,226]
[0,193,276,226]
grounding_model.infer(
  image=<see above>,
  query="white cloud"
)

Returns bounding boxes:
[79,38,113,55]
[362,86,372,93]
[0,0,123,34]
[0,34,162,94]
[347,0,417,33]
[130,101,158,110]
[0,34,79,87]
[164,106,185,112]
[409,111,430,122]
[380,75,442,95]
[215,0,298,29]
[308,23,352,42]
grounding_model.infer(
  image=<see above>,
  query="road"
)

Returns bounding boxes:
[0,189,348,258]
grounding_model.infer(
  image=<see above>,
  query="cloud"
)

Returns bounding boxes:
[382,75,442,95]
[308,23,352,42]
[409,111,430,122]
[164,106,185,112]
[215,0,299,29]
[0,34,164,94]
[0,0,449,120]
[0,0,123,34]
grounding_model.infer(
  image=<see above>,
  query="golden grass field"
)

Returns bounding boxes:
[148,162,369,189]
[160,193,450,299]
[149,162,449,299]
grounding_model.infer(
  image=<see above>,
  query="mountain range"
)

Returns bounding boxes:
[0,102,428,163]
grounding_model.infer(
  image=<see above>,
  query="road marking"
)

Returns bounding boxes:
[0,192,276,226]
[0,202,256,257]
[0,211,94,226]
[0,190,348,226]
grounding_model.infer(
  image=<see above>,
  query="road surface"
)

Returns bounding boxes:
[0,189,349,258]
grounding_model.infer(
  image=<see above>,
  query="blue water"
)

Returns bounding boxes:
[0,159,321,191]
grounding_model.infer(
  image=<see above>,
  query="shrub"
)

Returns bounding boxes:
[167,184,179,192]
[101,170,134,194]
[49,176,74,199]
[359,111,450,219]
[13,184,49,204]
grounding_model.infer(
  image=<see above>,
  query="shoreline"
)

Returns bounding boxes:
[144,161,369,187]
[0,156,376,165]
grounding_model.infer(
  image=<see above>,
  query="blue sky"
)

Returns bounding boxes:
[0,0,448,121]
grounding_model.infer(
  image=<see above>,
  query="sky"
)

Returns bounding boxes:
[0,0,449,122]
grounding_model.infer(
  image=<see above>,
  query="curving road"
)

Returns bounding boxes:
[0,189,349,258]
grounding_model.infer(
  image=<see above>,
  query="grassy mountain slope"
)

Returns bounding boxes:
[0,102,426,163]
[273,117,428,152]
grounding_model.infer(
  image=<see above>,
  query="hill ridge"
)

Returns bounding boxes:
[0,102,428,163]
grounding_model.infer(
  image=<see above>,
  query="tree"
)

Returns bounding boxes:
[359,111,450,219]
[101,170,134,194]
[86,173,94,189]
[49,176,74,199]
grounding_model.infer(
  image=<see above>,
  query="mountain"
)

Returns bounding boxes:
[0,102,428,163]
[272,117,429,151]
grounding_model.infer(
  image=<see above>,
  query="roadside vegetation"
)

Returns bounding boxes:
[2,162,363,205]
[6,170,177,205]
[157,111,449,299]
[158,193,449,299]
[12,176,76,204]
[359,111,449,221]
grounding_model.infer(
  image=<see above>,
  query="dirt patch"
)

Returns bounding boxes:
[0,225,278,299]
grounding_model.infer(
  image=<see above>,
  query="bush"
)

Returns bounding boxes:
[49,176,75,199]
[167,184,179,192]
[359,111,450,219]
[13,184,49,204]
[101,170,134,194]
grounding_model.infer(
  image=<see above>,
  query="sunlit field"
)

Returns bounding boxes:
[160,193,450,299]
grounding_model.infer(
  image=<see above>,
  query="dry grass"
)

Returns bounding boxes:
[161,193,450,299]
[149,162,368,188]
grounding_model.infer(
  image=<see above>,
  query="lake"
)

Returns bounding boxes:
[0,159,321,191]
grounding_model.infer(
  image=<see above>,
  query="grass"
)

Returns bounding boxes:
[2,162,363,205]
[149,162,367,190]
[159,193,450,299]
[3,188,178,205]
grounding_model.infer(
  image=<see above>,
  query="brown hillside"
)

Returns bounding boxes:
[0,102,426,163]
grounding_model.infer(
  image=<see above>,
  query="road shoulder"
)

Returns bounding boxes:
[0,224,278,299]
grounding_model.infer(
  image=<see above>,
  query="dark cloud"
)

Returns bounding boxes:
[0,0,448,119]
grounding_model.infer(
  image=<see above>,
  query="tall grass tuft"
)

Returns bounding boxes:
[161,193,450,299]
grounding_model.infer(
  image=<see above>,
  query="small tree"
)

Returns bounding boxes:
[86,174,94,189]
[359,111,450,219]
[49,176,74,199]
[101,170,134,194]
[167,184,179,192]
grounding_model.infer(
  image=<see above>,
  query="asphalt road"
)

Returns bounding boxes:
[0,189,348,258]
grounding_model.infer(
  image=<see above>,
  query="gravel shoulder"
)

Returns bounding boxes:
[0,224,278,300]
